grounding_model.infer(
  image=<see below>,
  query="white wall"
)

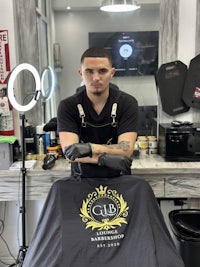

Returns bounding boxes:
[54,8,159,106]
[175,0,197,123]
[178,0,196,66]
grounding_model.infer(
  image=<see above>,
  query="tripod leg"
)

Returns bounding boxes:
[15,246,28,267]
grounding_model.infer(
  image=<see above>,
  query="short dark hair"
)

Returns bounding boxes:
[80,47,112,66]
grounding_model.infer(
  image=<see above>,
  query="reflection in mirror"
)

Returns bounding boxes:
[40,66,57,123]
[13,0,160,132]
[53,0,159,110]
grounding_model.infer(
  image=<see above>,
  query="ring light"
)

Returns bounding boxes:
[7,63,41,112]
[40,66,56,101]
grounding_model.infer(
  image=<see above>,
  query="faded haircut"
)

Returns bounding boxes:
[80,47,112,66]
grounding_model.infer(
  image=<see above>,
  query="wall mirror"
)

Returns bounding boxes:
[13,1,200,138]
[52,0,159,109]
[13,0,159,132]
[51,0,160,136]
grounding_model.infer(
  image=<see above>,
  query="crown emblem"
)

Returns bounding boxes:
[95,185,107,195]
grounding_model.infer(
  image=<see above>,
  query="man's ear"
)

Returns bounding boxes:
[78,69,82,77]
[111,67,116,77]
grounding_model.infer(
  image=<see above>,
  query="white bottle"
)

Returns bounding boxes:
[39,137,44,155]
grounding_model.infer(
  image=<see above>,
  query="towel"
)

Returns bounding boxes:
[0,135,17,144]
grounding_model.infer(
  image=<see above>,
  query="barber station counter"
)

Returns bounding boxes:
[0,155,200,201]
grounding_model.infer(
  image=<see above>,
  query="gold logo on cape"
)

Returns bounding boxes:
[80,185,129,231]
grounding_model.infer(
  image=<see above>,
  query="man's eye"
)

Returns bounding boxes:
[99,69,108,74]
[85,69,93,74]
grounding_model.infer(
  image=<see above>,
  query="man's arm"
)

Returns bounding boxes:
[92,132,137,158]
[59,131,99,163]
[59,131,137,163]
[59,132,79,148]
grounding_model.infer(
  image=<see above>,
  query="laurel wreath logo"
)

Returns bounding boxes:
[80,185,129,231]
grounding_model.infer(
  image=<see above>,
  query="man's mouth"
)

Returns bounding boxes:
[92,83,101,89]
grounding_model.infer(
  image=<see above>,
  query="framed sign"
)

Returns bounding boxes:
[0,30,11,85]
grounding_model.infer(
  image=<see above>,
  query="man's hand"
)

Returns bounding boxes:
[64,143,92,161]
[98,153,132,173]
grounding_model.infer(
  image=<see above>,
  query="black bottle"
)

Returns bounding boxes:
[50,131,57,147]
[25,123,36,154]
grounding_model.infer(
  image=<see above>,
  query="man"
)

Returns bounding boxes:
[57,47,138,177]
[23,49,184,267]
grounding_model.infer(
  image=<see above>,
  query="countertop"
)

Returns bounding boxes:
[132,155,200,174]
[1,154,200,201]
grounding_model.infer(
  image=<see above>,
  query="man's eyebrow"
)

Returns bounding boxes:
[99,68,109,71]
[84,67,109,72]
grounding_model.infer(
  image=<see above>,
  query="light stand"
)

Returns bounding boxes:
[7,63,56,266]
[7,113,28,267]
[7,64,41,266]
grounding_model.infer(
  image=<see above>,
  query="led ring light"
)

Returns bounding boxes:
[40,66,56,101]
[8,63,41,112]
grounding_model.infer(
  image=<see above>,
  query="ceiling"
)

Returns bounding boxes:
[52,0,160,11]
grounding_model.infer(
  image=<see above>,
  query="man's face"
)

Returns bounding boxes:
[78,57,115,96]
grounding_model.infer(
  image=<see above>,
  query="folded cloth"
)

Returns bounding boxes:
[0,135,17,144]
[23,176,184,267]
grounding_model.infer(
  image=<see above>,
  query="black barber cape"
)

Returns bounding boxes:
[23,176,184,267]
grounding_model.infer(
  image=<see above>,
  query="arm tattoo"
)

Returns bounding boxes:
[103,141,130,152]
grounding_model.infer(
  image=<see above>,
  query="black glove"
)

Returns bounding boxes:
[98,153,132,173]
[64,143,92,161]
[42,154,57,170]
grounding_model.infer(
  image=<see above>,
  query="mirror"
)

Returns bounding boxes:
[8,1,200,138]
[11,0,159,135]
[52,0,160,109]
[53,0,200,129]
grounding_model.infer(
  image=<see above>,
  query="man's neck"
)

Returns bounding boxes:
[87,88,109,115]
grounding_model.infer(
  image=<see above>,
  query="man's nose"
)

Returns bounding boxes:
[92,71,100,80]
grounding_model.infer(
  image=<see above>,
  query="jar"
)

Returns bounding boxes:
[26,153,37,160]
[147,136,158,155]
[149,148,158,155]
[46,144,63,157]
[137,136,149,156]
[46,145,60,157]
[137,136,148,149]
[147,136,157,149]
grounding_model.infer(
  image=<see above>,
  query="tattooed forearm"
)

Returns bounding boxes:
[103,141,130,151]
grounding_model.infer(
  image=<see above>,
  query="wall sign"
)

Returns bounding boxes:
[0,30,11,85]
